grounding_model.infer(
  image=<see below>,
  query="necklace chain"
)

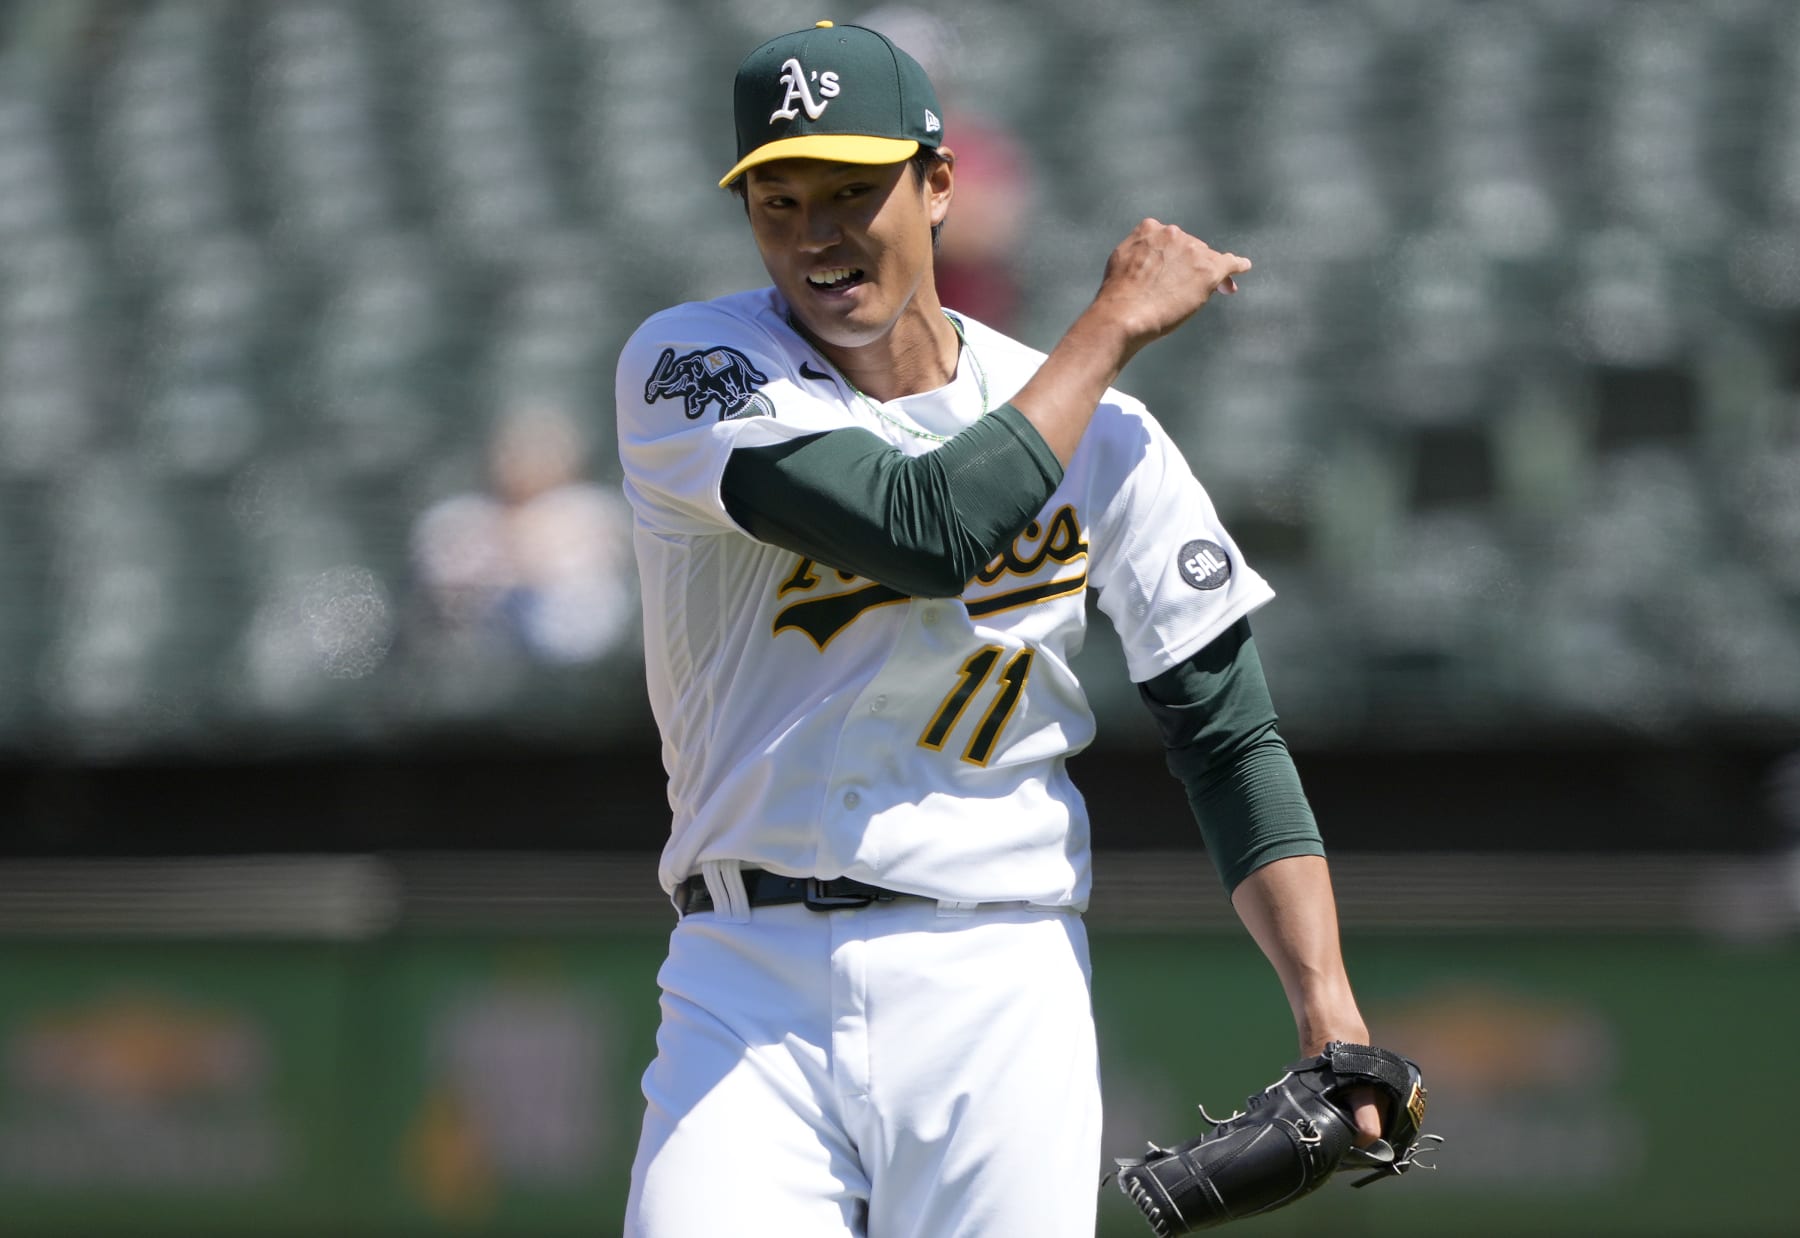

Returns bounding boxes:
[810,311,990,444]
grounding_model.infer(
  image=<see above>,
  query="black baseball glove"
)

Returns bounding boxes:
[1109,1041,1442,1235]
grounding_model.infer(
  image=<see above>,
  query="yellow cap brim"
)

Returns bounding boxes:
[718,134,921,188]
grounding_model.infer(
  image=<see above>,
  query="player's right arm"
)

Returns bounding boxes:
[1010,220,1248,465]
[620,224,1245,596]
[719,408,1063,597]
[717,224,1248,586]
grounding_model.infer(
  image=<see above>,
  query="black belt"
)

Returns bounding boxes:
[676,869,915,915]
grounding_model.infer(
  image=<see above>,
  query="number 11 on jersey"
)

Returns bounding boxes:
[919,645,1035,766]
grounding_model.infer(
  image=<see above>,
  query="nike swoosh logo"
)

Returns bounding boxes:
[799,362,832,382]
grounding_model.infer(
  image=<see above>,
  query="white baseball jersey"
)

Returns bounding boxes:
[615,287,1273,908]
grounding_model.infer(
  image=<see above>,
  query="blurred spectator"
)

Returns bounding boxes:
[410,402,636,668]
[858,5,1035,332]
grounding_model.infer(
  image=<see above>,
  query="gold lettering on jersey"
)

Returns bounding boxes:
[920,646,1002,751]
[771,506,1090,649]
[974,504,1088,585]
[773,578,911,649]
[963,572,1087,618]
[963,647,1034,766]
[917,645,1035,765]
[778,558,822,596]
[963,504,1090,618]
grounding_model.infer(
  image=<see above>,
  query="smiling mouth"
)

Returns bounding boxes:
[806,267,865,292]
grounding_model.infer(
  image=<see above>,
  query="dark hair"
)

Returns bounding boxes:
[728,146,951,247]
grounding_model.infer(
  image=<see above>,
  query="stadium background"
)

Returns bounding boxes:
[0,0,1795,1233]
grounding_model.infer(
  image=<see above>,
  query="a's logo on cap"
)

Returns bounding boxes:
[770,58,841,123]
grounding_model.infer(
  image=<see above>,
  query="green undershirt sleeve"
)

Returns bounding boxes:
[1138,619,1326,893]
[721,404,1064,597]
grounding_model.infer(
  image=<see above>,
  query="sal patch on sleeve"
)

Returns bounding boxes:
[1177,539,1232,590]
[644,345,772,421]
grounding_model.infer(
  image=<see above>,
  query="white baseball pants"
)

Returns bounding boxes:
[623,896,1104,1238]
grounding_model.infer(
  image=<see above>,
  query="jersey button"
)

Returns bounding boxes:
[921,607,937,627]
[870,696,887,713]
[842,791,861,809]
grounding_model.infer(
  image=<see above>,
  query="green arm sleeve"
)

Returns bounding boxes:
[720,405,1064,598]
[1138,619,1326,893]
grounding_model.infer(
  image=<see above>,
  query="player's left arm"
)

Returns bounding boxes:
[1229,855,1384,1146]
[1139,621,1383,1145]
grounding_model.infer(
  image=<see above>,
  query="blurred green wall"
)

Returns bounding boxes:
[0,928,1790,1237]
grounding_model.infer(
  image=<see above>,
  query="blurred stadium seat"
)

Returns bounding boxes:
[0,0,1796,756]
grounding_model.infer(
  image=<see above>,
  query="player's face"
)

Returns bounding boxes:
[743,156,953,352]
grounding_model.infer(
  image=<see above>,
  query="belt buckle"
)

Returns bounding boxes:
[803,877,875,911]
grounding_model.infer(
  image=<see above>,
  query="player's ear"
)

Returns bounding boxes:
[926,148,955,227]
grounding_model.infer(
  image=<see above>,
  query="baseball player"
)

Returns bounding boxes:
[617,22,1383,1238]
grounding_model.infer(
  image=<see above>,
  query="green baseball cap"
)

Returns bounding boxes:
[719,20,943,188]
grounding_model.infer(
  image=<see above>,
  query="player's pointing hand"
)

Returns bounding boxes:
[1009,220,1251,464]
[1092,219,1251,361]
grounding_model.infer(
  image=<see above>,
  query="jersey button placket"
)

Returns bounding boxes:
[842,790,861,809]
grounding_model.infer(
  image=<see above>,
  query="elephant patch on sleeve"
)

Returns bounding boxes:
[644,346,773,421]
